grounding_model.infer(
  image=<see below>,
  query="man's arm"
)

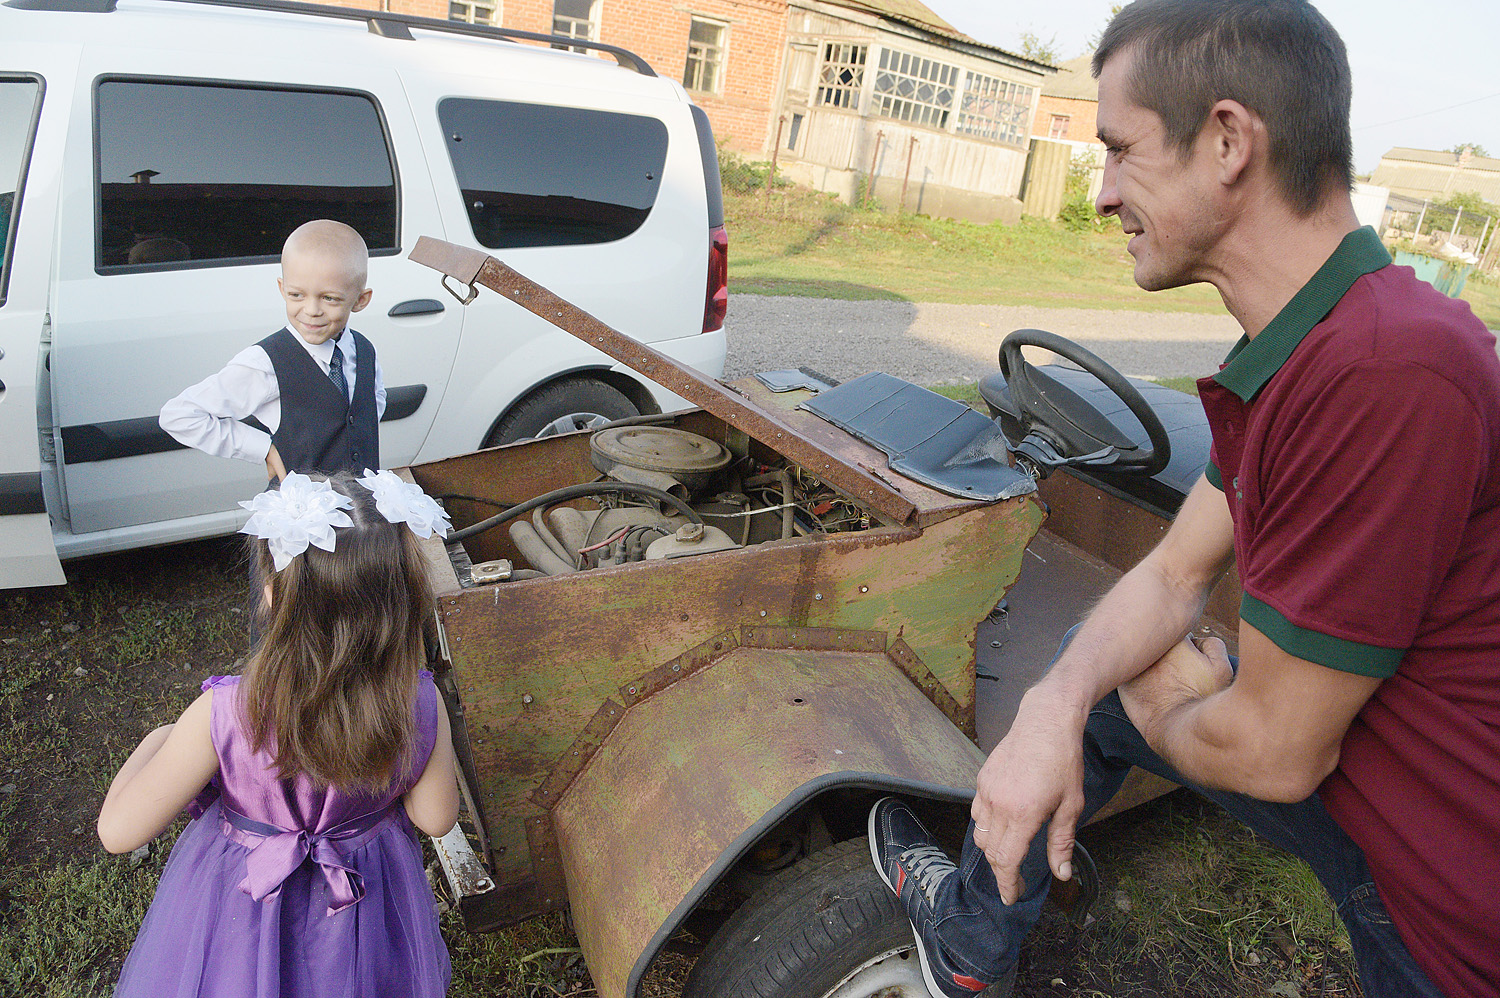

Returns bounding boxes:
[972,475,1236,902]
[1121,622,1379,802]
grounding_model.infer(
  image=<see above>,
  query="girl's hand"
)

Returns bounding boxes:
[98,692,219,853]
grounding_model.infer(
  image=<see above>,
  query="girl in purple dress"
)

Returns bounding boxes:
[98,470,458,998]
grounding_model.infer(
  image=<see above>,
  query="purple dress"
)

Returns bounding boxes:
[114,673,451,998]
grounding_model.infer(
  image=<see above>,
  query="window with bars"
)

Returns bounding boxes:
[552,0,598,48]
[683,18,727,94]
[871,48,957,129]
[956,72,1034,146]
[815,43,866,109]
[449,0,497,25]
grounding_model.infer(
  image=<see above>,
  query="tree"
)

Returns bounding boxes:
[1449,143,1491,159]
[1018,30,1060,65]
[1088,4,1127,50]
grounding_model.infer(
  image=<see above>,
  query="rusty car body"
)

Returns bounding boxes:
[399,238,1241,998]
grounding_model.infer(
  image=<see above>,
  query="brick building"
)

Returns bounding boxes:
[338,0,1050,218]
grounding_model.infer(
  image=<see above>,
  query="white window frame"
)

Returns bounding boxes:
[552,0,600,45]
[955,71,1034,146]
[683,16,729,95]
[449,0,499,26]
[871,47,958,129]
[815,42,867,110]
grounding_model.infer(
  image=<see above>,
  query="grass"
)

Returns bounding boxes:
[1,183,1369,998]
[726,185,1500,330]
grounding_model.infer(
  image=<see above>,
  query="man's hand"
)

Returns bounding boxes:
[1118,636,1233,743]
[971,685,1088,904]
[265,443,287,483]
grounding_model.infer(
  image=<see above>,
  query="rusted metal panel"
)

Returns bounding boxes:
[523,808,569,911]
[407,236,920,525]
[531,698,625,810]
[738,624,887,654]
[888,636,972,738]
[427,493,1041,915]
[550,643,987,998]
[617,629,739,706]
[1036,469,1242,635]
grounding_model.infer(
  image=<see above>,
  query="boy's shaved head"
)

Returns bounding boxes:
[283,220,369,287]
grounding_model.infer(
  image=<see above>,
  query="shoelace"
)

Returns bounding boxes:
[900,843,956,907]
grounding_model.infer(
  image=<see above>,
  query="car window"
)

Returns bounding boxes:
[94,81,397,271]
[0,77,42,306]
[438,98,667,248]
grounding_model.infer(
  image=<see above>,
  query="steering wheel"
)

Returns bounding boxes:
[998,328,1171,477]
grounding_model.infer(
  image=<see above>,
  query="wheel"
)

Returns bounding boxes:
[998,328,1171,475]
[683,839,930,998]
[484,377,640,446]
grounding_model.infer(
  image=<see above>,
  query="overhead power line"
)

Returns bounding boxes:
[1356,91,1500,130]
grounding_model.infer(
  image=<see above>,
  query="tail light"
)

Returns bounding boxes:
[703,224,728,333]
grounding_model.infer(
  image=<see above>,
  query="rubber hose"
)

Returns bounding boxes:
[508,521,577,576]
[532,507,576,567]
[450,482,703,543]
[547,506,591,554]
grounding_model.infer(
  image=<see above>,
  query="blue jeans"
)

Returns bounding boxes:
[933,632,1445,998]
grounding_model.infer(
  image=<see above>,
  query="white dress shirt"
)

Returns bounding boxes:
[159,326,387,463]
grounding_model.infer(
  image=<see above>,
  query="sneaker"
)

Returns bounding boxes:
[868,797,1015,998]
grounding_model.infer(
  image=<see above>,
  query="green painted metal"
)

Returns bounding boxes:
[437,495,1043,919]
[552,640,988,998]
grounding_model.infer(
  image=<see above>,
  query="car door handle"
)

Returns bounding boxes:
[388,298,446,317]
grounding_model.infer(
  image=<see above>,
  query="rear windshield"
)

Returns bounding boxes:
[95,80,398,271]
[0,77,42,306]
[438,98,667,248]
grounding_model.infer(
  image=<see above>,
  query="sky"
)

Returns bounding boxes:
[922,0,1500,176]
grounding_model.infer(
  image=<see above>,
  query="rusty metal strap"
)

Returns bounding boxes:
[888,638,972,737]
[407,237,919,525]
[739,625,887,653]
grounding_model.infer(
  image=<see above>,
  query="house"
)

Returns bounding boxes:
[1370,147,1500,204]
[340,0,1050,221]
[769,1,1054,221]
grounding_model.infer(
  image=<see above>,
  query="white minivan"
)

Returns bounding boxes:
[0,0,730,588]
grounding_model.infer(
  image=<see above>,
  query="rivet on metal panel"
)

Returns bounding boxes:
[609,709,616,715]
[673,664,682,671]
[735,598,743,606]
[990,640,1002,648]
[860,586,869,593]
[759,610,767,617]
[679,613,689,621]
[814,593,823,600]
[628,686,637,695]
[522,694,534,704]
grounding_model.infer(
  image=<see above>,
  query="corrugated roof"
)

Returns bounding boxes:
[820,0,1051,68]
[1041,54,1097,101]
[1379,147,1500,173]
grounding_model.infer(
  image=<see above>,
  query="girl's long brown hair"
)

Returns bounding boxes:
[242,473,434,792]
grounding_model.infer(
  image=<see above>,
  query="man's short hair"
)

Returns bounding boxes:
[1093,0,1353,214]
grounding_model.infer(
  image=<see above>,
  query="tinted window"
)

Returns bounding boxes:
[1,77,41,305]
[95,81,397,270]
[439,98,667,248]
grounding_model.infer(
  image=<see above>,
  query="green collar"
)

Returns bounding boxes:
[1213,226,1390,402]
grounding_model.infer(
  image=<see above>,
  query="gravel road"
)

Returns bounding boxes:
[724,294,1244,385]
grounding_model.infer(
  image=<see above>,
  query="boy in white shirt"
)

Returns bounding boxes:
[160,219,386,481]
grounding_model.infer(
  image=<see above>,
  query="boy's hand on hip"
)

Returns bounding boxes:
[265,444,287,483]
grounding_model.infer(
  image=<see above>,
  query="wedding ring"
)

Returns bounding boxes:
[975,826,992,832]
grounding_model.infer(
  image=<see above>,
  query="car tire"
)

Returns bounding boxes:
[485,377,640,446]
[682,838,929,998]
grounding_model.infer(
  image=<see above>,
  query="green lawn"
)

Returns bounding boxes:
[726,186,1500,330]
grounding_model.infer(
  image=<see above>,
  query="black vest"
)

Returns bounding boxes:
[257,327,380,475]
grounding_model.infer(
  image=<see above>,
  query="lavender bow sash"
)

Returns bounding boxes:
[220,803,402,915]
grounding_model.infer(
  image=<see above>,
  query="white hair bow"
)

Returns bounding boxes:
[358,469,452,539]
[239,472,355,571]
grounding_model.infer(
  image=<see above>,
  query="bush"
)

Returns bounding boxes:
[718,145,790,195]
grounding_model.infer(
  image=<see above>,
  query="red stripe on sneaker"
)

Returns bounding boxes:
[954,974,987,991]
[895,866,906,893]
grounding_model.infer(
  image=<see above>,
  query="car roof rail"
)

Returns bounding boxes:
[1,0,658,76]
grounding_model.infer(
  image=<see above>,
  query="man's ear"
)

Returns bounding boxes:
[1206,99,1259,186]
[352,287,374,312]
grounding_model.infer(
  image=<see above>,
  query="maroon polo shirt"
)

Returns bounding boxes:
[1197,227,1500,998]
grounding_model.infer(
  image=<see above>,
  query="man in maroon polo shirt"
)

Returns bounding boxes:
[867,2,1500,997]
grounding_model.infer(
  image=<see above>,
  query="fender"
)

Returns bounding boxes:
[541,628,986,998]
